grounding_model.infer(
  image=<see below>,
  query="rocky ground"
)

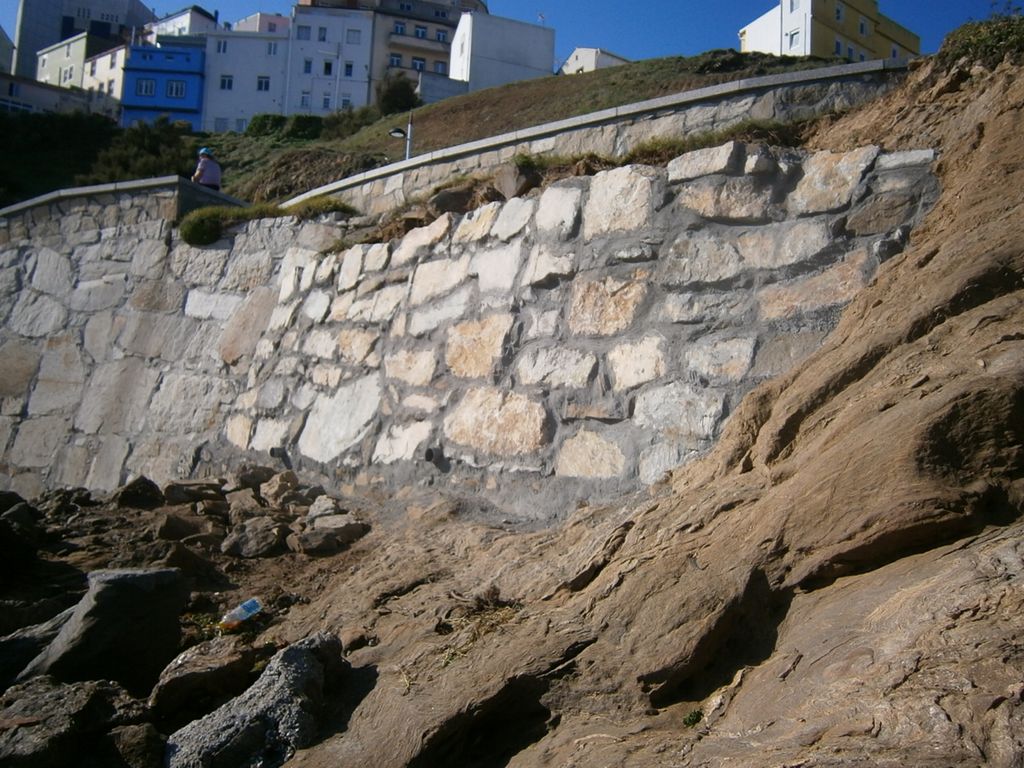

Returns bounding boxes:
[3,55,1024,767]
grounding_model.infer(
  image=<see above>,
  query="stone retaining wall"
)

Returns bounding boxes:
[289,61,906,219]
[0,141,938,520]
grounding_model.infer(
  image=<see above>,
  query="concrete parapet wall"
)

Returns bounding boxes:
[0,140,938,519]
[288,60,907,219]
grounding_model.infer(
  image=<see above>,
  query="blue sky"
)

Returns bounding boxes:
[1,1,1001,68]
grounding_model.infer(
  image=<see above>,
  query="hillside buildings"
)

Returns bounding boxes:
[450,13,554,91]
[10,0,557,130]
[12,0,156,78]
[560,47,630,75]
[739,0,919,63]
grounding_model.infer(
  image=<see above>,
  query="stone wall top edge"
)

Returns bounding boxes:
[0,175,184,220]
[282,60,904,209]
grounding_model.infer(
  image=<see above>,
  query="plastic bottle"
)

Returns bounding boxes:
[218,597,263,631]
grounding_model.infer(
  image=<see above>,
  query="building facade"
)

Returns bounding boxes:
[202,28,290,132]
[297,0,487,104]
[232,12,290,34]
[739,0,919,63]
[450,12,554,91]
[560,47,629,75]
[146,6,220,39]
[13,0,156,78]
[1,72,94,113]
[121,41,205,129]
[0,26,14,73]
[285,5,373,117]
[82,43,125,118]
[36,31,118,88]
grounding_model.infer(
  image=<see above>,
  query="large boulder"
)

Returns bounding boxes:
[149,636,276,730]
[165,632,347,768]
[0,607,74,692]
[16,568,188,696]
[0,676,143,768]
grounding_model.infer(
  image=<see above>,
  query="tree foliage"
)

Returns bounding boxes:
[77,116,197,185]
[377,72,422,116]
[0,111,118,208]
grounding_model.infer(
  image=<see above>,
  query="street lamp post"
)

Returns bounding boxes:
[388,111,413,161]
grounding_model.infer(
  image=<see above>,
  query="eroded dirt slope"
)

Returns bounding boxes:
[270,58,1024,766]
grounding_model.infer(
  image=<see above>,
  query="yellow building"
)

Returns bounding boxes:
[739,0,919,64]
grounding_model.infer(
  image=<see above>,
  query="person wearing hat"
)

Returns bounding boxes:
[192,147,222,191]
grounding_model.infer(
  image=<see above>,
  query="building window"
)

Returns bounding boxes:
[303,58,312,74]
[788,29,800,50]
[110,52,116,66]
[891,46,898,59]
[859,53,866,61]
[415,25,427,39]
[859,17,868,36]
[107,79,115,94]
[400,1,413,9]
[268,41,278,55]
[434,9,448,18]
[300,90,311,107]
[847,45,855,59]
[346,28,361,44]
[257,75,270,91]
[136,78,155,96]
[214,117,229,131]
[835,38,842,55]
[216,39,227,53]
[220,74,233,90]
[344,61,353,77]
[65,44,70,58]
[412,57,425,71]
[436,29,448,42]
[89,60,97,76]
[341,93,351,107]
[790,0,799,10]
[394,21,406,35]
[236,118,247,132]
[322,94,331,109]
[389,53,402,67]
[297,25,311,40]
[166,79,185,98]
[318,26,327,42]
[269,22,277,32]
[434,60,446,74]
[323,60,333,76]
[836,2,844,21]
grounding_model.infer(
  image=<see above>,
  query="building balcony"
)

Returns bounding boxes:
[388,32,449,55]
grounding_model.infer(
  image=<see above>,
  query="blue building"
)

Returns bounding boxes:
[121,41,205,130]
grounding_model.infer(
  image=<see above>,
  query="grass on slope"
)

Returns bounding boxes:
[224,49,838,203]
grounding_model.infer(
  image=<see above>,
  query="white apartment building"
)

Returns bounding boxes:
[82,43,125,118]
[450,12,553,91]
[233,12,290,34]
[202,29,289,132]
[284,5,373,116]
[146,6,219,39]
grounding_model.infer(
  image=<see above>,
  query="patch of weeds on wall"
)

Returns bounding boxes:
[179,196,358,246]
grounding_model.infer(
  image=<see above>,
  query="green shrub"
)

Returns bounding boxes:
[283,114,323,139]
[377,72,421,116]
[683,709,703,728]
[938,6,1024,68]
[288,196,358,219]
[179,198,356,246]
[77,116,195,185]
[246,114,288,136]
[322,105,381,140]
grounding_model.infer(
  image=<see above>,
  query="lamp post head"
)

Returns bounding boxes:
[388,127,407,139]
